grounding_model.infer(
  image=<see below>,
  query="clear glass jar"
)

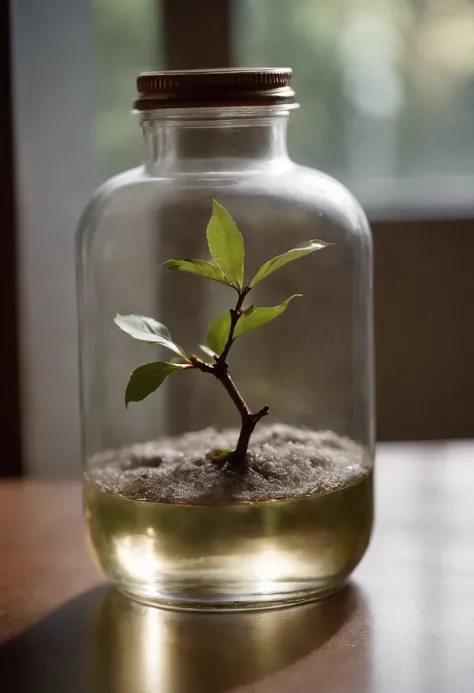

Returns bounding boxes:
[77,69,374,610]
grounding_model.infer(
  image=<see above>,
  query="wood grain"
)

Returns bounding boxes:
[1,442,473,692]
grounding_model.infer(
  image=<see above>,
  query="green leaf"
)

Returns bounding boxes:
[206,448,231,462]
[249,239,331,287]
[161,258,231,287]
[206,200,245,290]
[114,314,188,360]
[206,311,232,355]
[206,295,300,355]
[199,344,216,363]
[125,361,189,407]
[234,295,301,338]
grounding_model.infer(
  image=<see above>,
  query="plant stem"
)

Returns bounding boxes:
[218,369,251,420]
[190,287,269,466]
[230,405,269,464]
[217,286,250,364]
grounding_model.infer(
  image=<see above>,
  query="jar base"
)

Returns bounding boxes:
[84,463,373,613]
[116,577,348,612]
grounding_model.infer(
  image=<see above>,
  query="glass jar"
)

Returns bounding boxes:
[77,68,374,610]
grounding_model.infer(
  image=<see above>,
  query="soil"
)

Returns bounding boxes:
[86,424,371,505]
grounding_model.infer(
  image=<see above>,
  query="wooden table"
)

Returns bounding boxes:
[0,442,473,692]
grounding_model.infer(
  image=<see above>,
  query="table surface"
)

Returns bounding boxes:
[1,441,473,693]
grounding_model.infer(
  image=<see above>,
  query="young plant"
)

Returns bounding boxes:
[114,201,330,467]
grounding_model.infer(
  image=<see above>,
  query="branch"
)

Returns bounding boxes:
[190,356,251,424]
[229,405,269,465]
[218,370,251,421]
[191,286,269,467]
[217,286,250,364]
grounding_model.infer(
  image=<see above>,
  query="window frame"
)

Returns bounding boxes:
[0,1,21,475]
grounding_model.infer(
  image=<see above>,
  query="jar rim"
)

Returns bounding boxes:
[137,104,299,123]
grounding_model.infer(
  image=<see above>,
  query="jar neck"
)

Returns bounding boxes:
[140,106,292,174]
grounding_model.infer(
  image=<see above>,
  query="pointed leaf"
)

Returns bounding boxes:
[114,314,172,341]
[206,310,232,355]
[206,200,245,290]
[125,361,189,407]
[199,344,216,363]
[161,258,231,287]
[234,295,301,339]
[250,239,331,287]
[114,314,188,360]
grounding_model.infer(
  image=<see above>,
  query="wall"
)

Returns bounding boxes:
[11,0,98,477]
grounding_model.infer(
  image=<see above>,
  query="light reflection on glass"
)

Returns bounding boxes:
[251,546,312,595]
[114,535,167,582]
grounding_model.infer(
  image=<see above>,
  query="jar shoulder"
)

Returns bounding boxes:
[279,163,371,240]
[75,166,162,253]
[76,161,371,250]
[76,166,145,231]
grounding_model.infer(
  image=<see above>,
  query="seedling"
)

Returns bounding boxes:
[114,201,330,466]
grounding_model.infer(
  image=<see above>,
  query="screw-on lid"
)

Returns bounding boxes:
[134,68,296,110]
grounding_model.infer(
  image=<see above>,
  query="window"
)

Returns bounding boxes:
[95,0,163,177]
[235,0,474,219]
[94,0,474,214]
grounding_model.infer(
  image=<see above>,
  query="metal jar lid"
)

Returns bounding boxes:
[134,68,295,110]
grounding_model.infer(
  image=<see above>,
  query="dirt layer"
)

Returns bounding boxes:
[86,424,371,505]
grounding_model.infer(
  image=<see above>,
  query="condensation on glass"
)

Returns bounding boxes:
[76,68,375,609]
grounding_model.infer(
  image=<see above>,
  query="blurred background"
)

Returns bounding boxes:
[2,0,473,477]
